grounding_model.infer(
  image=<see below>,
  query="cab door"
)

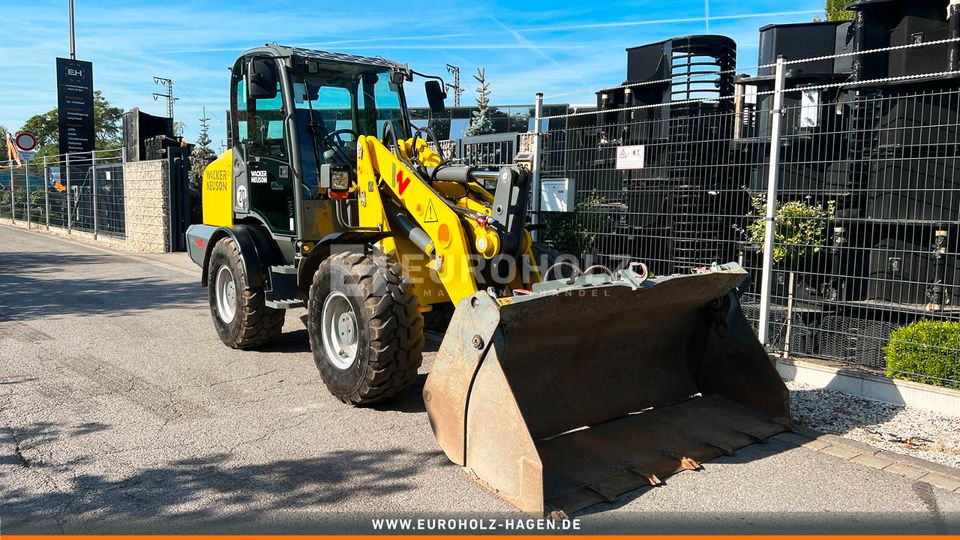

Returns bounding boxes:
[232,57,297,235]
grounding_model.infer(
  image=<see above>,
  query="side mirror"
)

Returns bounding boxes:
[425,80,447,114]
[247,58,279,101]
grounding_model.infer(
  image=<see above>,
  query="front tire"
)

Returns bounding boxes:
[308,250,424,405]
[207,237,285,349]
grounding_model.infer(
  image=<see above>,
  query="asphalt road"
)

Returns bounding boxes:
[1,225,959,534]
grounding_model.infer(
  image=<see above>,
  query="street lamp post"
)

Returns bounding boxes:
[69,0,76,59]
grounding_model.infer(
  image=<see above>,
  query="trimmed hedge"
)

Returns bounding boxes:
[885,320,960,389]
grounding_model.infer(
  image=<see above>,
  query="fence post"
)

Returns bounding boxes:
[9,165,14,225]
[92,151,99,240]
[757,56,786,349]
[65,153,72,233]
[24,160,31,229]
[43,156,50,230]
[530,92,544,242]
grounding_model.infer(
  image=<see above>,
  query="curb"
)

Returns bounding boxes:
[776,356,960,417]
[774,427,960,493]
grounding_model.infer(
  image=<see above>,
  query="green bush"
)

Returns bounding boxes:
[542,192,609,256]
[885,320,960,389]
[736,194,835,264]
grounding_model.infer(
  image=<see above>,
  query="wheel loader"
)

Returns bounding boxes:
[186,44,791,517]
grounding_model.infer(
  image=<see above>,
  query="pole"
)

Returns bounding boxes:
[25,160,31,229]
[782,271,795,359]
[445,64,463,107]
[757,56,786,348]
[43,156,50,230]
[68,0,76,60]
[9,166,14,224]
[530,92,544,243]
[949,0,960,71]
[91,151,98,240]
[65,153,72,233]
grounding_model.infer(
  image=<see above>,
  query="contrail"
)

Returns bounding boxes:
[160,33,477,54]
[518,9,823,32]
[490,16,591,87]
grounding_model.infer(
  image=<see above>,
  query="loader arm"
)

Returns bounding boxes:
[355,135,538,306]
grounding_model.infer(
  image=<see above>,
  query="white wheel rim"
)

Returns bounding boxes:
[215,265,237,324]
[321,291,359,369]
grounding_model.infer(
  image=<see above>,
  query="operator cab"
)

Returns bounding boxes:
[228,45,440,246]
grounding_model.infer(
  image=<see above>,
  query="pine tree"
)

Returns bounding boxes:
[465,68,494,137]
[0,126,9,163]
[189,108,217,185]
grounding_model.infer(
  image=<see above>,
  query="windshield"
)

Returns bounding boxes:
[292,69,409,197]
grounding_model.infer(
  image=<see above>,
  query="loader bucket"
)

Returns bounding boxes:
[423,264,790,516]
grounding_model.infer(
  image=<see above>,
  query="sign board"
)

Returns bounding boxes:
[800,89,820,129]
[615,145,645,170]
[17,150,37,163]
[50,166,61,184]
[14,131,37,152]
[56,57,95,156]
[541,178,576,212]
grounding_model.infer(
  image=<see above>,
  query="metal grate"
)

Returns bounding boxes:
[523,36,960,387]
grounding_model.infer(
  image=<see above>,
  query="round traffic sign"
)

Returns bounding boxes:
[14,132,37,152]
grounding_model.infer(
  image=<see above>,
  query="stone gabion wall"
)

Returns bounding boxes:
[123,160,170,253]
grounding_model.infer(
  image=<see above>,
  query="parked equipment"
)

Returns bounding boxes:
[185,45,790,516]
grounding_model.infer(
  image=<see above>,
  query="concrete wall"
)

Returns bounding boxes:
[123,160,169,253]
[776,357,960,417]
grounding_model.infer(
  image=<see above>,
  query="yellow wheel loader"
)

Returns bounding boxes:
[186,44,791,516]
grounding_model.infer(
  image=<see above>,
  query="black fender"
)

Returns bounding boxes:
[200,224,282,288]
[296,230,393,298]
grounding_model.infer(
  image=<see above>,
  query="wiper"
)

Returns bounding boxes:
[303,80,352,167]
[302,80,326,190]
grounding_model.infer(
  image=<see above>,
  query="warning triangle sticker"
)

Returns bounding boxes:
[619,148,627,158]
[424,200,439,223]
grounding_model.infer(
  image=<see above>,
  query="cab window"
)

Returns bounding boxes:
[293,83,355,195]
[236,79,287,159]
[232,58,295,235]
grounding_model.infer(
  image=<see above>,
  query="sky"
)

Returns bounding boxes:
[0,0,828,149]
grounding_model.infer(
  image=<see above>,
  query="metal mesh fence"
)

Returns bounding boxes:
[527,41,960,388]
[1,149,126,239]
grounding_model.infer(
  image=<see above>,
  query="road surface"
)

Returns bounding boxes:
[1,225,958,533]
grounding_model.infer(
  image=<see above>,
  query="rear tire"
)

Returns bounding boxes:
[307,250,424,405]
[207,237,285,349]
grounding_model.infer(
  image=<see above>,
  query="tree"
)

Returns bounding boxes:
[464,68,494,137]
[19,90,124,157]
[825,0,854,21]
[189,109,217,185]
[188,109,216,224]
[0,125,8,163]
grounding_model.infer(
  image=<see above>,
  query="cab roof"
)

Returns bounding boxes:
[240,43,408,73]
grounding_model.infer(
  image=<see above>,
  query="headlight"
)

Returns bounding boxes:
[331,170,351,191]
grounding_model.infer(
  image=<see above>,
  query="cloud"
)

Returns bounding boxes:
[517,9,824,32]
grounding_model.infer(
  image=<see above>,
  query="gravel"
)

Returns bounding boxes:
[788,381,960,469]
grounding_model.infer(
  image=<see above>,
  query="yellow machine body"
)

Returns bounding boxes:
[200,150,234,228]
[356,135,539,308]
